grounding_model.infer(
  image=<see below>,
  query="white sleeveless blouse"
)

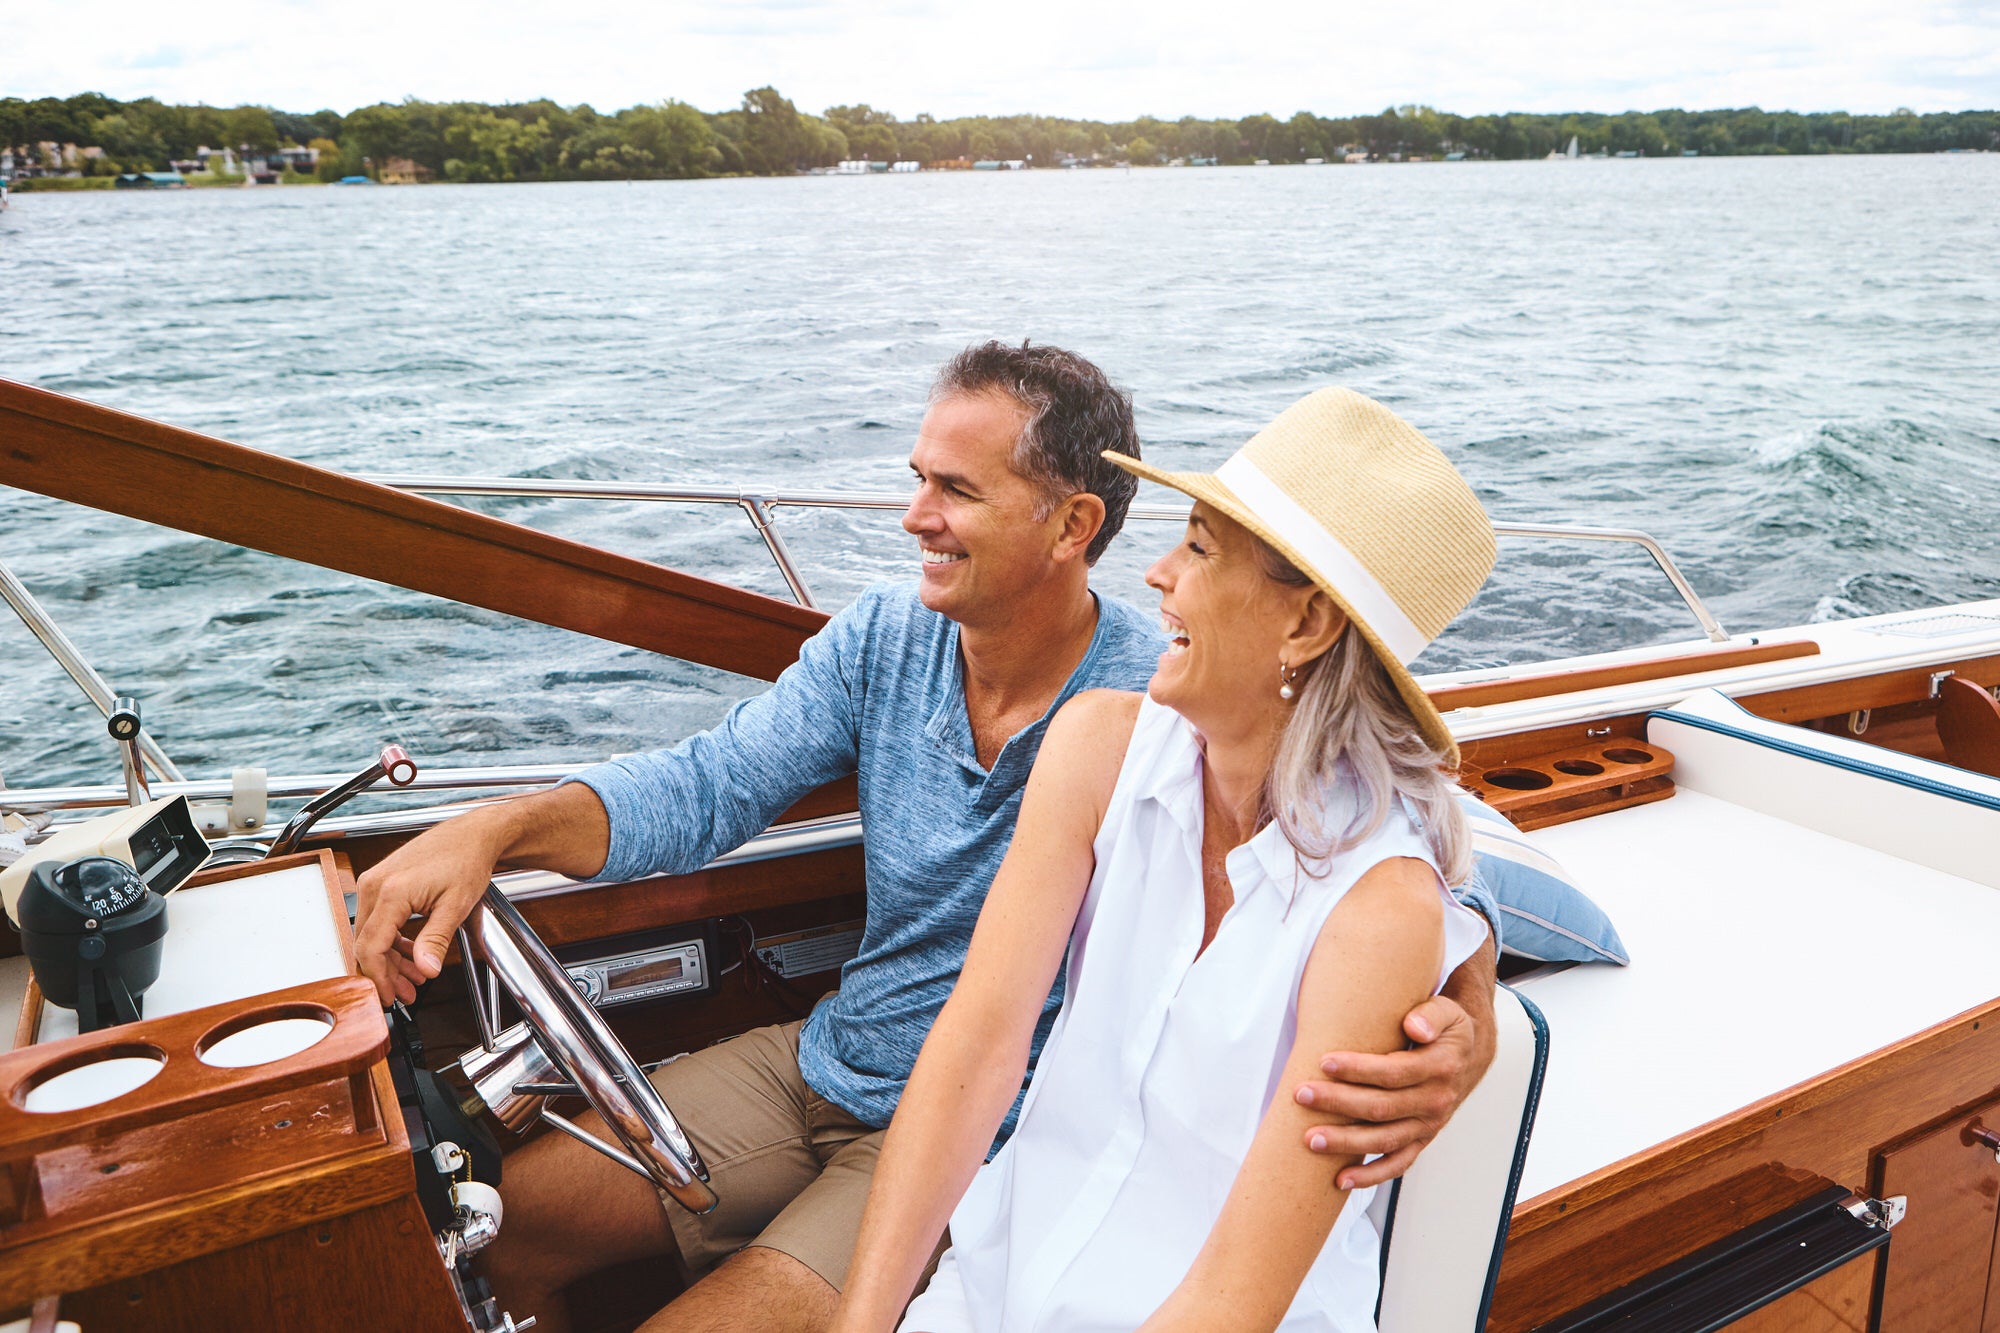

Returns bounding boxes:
[900,697,1488,1333]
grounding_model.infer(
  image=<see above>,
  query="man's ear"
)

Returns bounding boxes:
[1287,592,1348,667]
[1050,492,1106,565]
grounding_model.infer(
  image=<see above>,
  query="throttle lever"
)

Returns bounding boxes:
[268,744,417,857]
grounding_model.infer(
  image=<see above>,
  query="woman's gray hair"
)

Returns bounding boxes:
[1256,542,1473,887]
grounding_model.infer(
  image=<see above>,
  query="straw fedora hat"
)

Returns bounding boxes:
[1105,387,1494,763]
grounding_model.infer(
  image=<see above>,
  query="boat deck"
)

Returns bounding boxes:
[1514,708,2000,1201]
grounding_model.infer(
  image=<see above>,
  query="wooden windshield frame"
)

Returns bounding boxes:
[0,379,827,682]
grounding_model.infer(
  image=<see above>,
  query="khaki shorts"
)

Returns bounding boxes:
[649,1020,943,1293]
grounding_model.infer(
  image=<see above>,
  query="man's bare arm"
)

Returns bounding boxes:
[352,782,612,1005]
[1292,936,1497,1190]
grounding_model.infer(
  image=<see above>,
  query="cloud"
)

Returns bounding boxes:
[7,0,1996,117]
[124,46,185,70]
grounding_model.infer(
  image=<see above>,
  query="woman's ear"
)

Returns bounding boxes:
[1286,591,1347,667]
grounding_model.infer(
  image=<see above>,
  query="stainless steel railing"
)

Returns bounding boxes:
[363,475,1731,641]
[0,472,1729,820]
[0,559,185,782]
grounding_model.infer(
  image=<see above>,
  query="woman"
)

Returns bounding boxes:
[831,387,1496,1333]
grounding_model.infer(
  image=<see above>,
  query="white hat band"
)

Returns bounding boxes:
[1216,453,1431,664]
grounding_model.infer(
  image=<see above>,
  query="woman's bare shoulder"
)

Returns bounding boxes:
[1038,690,1145,800]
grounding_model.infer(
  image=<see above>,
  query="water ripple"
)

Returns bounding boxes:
[3,156,1998,785]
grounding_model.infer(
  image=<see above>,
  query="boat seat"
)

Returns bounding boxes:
[1506,689,2000,1201]
[1651,686,2000,888]
[1372,983,1548,1332]
[1936,674,2000,779]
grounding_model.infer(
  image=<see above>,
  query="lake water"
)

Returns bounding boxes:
[3,155,1998,789]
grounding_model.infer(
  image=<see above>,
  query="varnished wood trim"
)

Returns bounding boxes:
[1430,640,1820,712]
[1741,653,2000,724]
[1490,995,2000,1330]
[1511,994,2000,1233]
[0,976,387,1160]
[0,378,826,682]
[12,981,38,1055]
[509,844,866,950]
[0,1127,415,1308]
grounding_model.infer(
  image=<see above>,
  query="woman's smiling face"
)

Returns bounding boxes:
[1143,502,1337,733]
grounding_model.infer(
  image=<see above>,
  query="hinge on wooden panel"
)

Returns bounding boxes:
[1841,1193,1906,1230]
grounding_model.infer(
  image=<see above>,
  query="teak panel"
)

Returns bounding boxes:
[0,377,824,682]
[1727,1253,1874,1333]
[59,1193,465,1333]
[1936,675,2000,779]
[1741,653,2000,726]
[1872,1097,2000,1332]
[1490,999,2000,1332]
[1429,639,1820,712]
[507,843,867,951]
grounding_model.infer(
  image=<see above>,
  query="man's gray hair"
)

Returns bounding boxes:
[932,341,1140,565]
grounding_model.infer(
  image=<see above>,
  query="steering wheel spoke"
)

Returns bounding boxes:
[454,884,718,1214]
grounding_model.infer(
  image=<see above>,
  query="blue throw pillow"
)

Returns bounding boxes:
[1463,797,1629,965]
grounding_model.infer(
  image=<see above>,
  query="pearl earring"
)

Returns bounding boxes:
[1278,662,1299,701]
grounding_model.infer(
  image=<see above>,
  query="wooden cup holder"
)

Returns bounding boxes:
[1462,741,1676,831]
[0,976,389,1237]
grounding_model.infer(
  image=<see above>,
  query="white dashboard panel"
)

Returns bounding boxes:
[35,861,348,1044]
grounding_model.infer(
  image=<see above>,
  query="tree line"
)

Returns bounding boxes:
[6,89,1996,183]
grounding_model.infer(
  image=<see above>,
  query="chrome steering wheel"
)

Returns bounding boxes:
[450,884,717,1214]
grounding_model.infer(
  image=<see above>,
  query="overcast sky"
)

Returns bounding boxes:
[13,0,1998,119]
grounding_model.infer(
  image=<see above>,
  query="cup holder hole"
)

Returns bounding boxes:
[1601,748,1655,765]
[20,1050,166,1114]
[200,1016,333,1068]
[1553,759,1605,776]
[1482,768,1554,791]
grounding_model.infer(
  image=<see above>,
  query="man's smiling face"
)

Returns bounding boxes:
[901,390,1065,628]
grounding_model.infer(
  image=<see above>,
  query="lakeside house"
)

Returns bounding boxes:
[4,142,94,179]
[380,157,433,184]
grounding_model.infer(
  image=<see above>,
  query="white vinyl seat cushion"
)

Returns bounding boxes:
[1373,983,1547,1333]
[1512,689,2000,1201]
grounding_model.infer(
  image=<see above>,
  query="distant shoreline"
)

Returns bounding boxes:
[8,90,1995,189]
[12,147,1998,198]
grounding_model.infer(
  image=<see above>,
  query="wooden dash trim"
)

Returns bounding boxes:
[1430,639,1820,712]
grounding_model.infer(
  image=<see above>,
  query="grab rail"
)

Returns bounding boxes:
[0,474,1728,813]
[363,475,1731,642]
[0,558,184,782]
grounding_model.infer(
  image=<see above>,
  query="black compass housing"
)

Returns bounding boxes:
[19,855,169,1032]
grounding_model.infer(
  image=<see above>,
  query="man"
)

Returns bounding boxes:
[354,342,1498,1333]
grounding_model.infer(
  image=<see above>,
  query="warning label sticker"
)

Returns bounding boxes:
[755,920,866,979]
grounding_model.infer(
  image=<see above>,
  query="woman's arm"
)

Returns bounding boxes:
[831,690,1141,1333]
[1140,856,1447,1333]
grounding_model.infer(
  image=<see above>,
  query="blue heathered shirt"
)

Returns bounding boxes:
[573,581,1164,1135]
[572,579,1502,1140]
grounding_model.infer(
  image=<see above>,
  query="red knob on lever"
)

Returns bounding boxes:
[380,744,417,787]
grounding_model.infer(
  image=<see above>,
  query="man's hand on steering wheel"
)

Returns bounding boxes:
[354,810,513,1005]
[353,784,614,1007]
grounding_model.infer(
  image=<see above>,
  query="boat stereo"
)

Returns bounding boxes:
[17,856,169,1032]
